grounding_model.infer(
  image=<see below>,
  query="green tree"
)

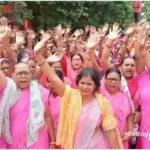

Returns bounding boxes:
[142,1,150,21]
[0,1,33,24]
[0,1,133,30]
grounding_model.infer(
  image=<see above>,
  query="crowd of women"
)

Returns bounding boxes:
[0,16,149,149]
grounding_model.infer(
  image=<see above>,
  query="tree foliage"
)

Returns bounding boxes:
[0,1,133,30]
[142,1,150,21]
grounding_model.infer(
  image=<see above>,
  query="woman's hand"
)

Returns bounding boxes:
[0,23,11,43]
[46,52,63,63]
[98,23,109,38]
[27,30,36,40]
[126,23,135,36]
[16,31,25,45]
[122,131,132,142]
[86,31,99,49]
[108,23,121,40]
[34,33,50,54]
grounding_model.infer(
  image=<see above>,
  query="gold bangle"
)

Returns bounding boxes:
[38,60,46,66]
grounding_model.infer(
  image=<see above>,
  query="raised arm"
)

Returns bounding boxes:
[34,35,65,97]
[0,18,16,77]
[135,22,147,75]
[101,23,121,72]
[27,30,36,50]
[118,24,135,61]
[143,41,150,72]
[84,31,100,69]
[75,29,85,57]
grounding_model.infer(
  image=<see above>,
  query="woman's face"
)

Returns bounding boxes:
[114,43,122,53]
[116,54,122,64]
[27,60,36,75]
[121,58,135,80]
[78,76,96,97]
[71,55,83,70]
[46,79,58,96]
[105,72,120,94]
[1,62,10,77]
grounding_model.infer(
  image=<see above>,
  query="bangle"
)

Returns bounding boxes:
[38,60,46,66]
[50,142,56,145]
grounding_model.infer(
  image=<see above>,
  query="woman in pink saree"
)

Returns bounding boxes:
[121,57,140,110]
[101,68,132,148]
[101,24,140,148]
[67,53,83,88]
[0,62,52,149]
[8,84,50,149]
[136,69,150,148]
[135,28,150,148]
[34,38,123,148]
[46,70,63,137]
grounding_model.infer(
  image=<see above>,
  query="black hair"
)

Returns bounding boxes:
[71,53,84,63]
[47,69,64,82]
[105,68,121,80]
[76,68,100,91]
[17,50,30,63]
[120,56,135,66]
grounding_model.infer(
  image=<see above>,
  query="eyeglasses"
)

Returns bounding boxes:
[106,78,120,82]
[16,71,30,77]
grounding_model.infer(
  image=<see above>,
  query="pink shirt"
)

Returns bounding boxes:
[134,1,142,13]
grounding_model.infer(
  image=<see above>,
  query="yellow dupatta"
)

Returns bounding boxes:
[56,85,123,149]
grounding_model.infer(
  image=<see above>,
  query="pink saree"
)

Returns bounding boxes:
[0,137,7,149]
[48,94,60,136]
[127,77,140,109]
[137,69,150,148]
[0,82,8,148]
[8,85,50,149]
[73,98,109,149]
[101,86,131,148]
